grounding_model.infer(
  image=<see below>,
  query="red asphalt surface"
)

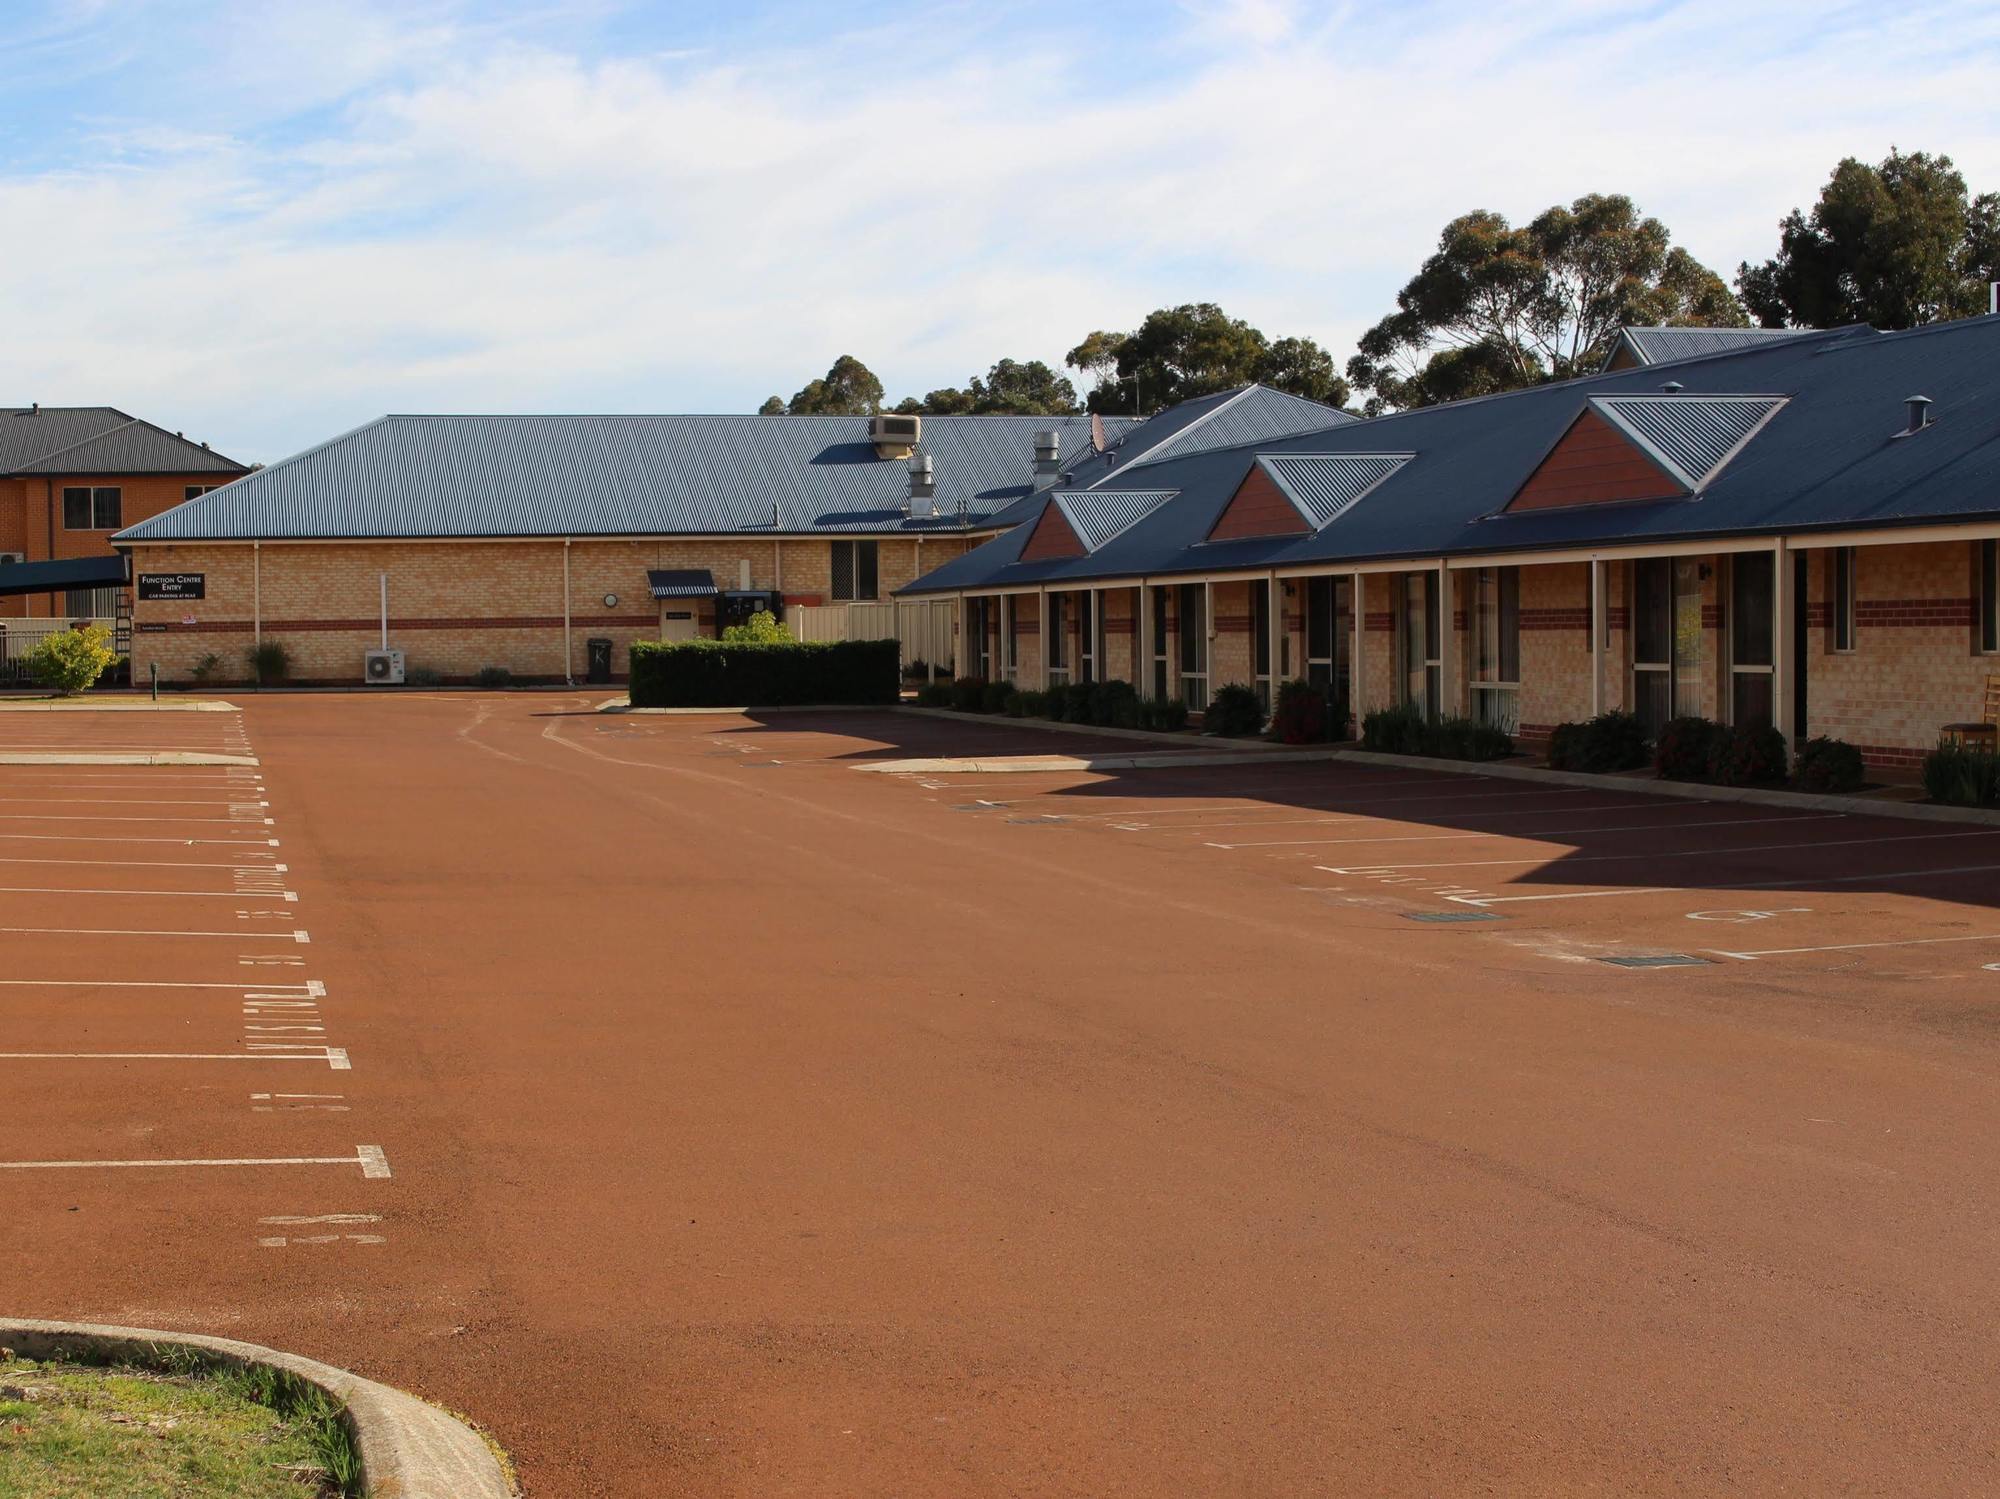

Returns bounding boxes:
[7,694,2000,1495]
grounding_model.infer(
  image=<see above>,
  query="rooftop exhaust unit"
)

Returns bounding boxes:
[1660,380,1684,394]
[1904,394,1934,434]
[871,412,921,458]
[907,450,937,514]
[1033,429,1061,489]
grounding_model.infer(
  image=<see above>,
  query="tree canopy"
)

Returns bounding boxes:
[765,355,886,416]
[1064,303,1349,414]
[891,358,1080,416]
[1346,194,1744,413]
[1737,149,2000,329]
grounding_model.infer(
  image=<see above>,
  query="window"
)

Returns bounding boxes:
[65,586,120,618]
[1046,593,1069,683]
[185,484,221,502]
[62,486,122,530]
[830,540,878,601]
[1831,547,1857,652]
[1397,571,1440,718]
[1729,553,1775,729]
[1176,583,1208,709]
[1470,566,1520,733]
[1981,540,1998,655]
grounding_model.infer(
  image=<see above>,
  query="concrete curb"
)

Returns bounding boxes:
[0,751,258,767]
[891,704,1292,752]
[598,699,896,715]
[1322,747,2000,828]
[0,1318,513,1499]
[0,699,239,713]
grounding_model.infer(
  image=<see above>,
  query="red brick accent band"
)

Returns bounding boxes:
[1855,597,1976,627]
[1365,612,1395,631]
[1520,608,1590,631]
[1214,614,1253,631]
[1701,605,1722,628]
[154,614,659,634]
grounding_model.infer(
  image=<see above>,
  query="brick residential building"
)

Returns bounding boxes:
[111,390,1353,685]
[1,406,247,620]
[903,317,2000,769]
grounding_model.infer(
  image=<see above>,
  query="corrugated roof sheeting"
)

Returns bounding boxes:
[901,318,2000,595]
[116,411,1112,541]
[1,407,244,475]
[1261,453,1410,527]
[647,569,718,597]
[1054,489,1178,551]
[1592,395,1787,489]
[1615,326,1818,366]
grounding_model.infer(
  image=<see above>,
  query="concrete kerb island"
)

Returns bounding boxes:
[0,697,241,712]
[0,1318,514,1499]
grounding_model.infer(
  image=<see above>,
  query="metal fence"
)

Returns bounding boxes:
[790,600,957,679]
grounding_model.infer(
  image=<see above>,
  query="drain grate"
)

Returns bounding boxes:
[1600,953,1712,968]
[1007,815,1068,825]
[1403,911,1503,923]
[737,760,782,768]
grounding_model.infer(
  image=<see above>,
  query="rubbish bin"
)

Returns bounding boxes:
[586,637,613,685]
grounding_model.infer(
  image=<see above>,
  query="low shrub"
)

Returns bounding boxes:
[1142,699,1189,732]
[1654,715,1721,780]
[1273,680,1330,744]
[404,665,444,688]
[474,665,514,689]
[1361,702,1428,755]
[1923,743,2000,807]
[1707,723,1789,786]
[980,678,1017,715]
[1793,735,1866,793]
[1087,679,1141,729]
[1005,688,1047,718]
[1545,710,1649,773]
[1203,682,1266,738]
[246,639,291,686]
[719,609,791,644]
[1056,682,1095,723]
[949,677,987,712]
[627,638,899,707]
[915,680,955,708]
[25,624,117,695]
[1427,715,1515,762]
[188,652,225,686]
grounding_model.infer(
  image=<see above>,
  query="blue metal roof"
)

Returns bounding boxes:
[1,407,244,476]
[901,317,2000,596]
[647,569,718,598]
[0,553,128,598]
[1607,325,1819,368]
[114,411,1122,542]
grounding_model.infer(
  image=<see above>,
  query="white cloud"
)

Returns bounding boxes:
[2,0,1998,459]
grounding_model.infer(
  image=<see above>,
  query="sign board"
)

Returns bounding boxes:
[136,622,167,634]
[663,611,693,620]
[138,572,205,601]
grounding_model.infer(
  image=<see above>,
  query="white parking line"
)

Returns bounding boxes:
[0,1046,350,1069]
[0,925,308,941]
[1174,799,1696,835]
[0,814,274,825]
[1247,809,1797,846]
[1198,799,1730,847]
[0,978,324,994]
[0,833,280,846]
[0,1145,387,1177]
[1320,825,1992,873]
[0,797,269,807]
[0,885,295,900]
[0,856,286,871]
[1711,932,2000,960]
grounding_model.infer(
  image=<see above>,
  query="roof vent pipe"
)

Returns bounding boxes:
[1033,429,1061,489]
[1660,380,1684,394]
[1905,394,1934,434]
[908,450,935,502]
[1990,281,1998,315]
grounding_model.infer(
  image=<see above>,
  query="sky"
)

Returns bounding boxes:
[3,0,1999,463]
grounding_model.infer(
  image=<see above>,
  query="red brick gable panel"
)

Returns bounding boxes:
[1207,464,1311,542]
[1020,502,1086,561]
[1504,408,1684,512]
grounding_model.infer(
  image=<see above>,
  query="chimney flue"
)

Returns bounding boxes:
[1905,394,1934,434]
[1033,429,1061,489]
[908,450,935,504]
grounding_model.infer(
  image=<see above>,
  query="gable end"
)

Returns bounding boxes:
[1504,407,1685,512]
[1208,462,1313,542]
[1019,501,1087,561]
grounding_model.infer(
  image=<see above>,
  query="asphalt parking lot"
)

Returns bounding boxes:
[10,696,2000,1496]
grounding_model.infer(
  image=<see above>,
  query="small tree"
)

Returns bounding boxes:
[247,639,291,685]
[26,624,117,695]
[720,609,791,643]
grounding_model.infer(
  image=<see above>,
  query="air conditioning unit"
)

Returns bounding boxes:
[870,412,921,457]
[363,648,405,685]
[0,552,22,566]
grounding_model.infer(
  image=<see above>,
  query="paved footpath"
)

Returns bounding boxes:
[10,693,2000,1496]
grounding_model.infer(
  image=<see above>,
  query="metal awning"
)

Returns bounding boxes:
[0,554,127,598]
[647,569,719,599]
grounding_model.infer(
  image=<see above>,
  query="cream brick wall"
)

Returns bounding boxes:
[124,533,976,685]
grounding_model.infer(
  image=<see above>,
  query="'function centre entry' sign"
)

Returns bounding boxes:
[138,573,205,601]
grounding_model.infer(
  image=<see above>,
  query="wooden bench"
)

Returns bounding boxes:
[1942,674,2000,751]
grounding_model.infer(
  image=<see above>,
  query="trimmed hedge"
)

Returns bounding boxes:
[1654,715,1722,780]
[1362,702,1512,762]
[1204,682,1266,738]
[1923,743,2000,807]
[1273,679,1337,744]
[1546,711,1648,773]
[1793,736,1865,793]
[628,638,899,707]
[1708,723,1789,786]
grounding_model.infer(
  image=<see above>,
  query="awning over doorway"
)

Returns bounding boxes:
[647,569,719,599]
[0,554,127,598]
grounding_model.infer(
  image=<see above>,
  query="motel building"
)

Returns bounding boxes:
[900,317,2000,772]
[110,389,1350,685]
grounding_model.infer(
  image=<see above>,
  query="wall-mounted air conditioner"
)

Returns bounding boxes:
[364,648,405,685]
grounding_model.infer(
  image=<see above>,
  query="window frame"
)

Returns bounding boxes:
[1830,546,1857,653]
[60,485,122,530]
[184,484,221,502]
[829,539,879,602]
[1980,539,1998,656]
